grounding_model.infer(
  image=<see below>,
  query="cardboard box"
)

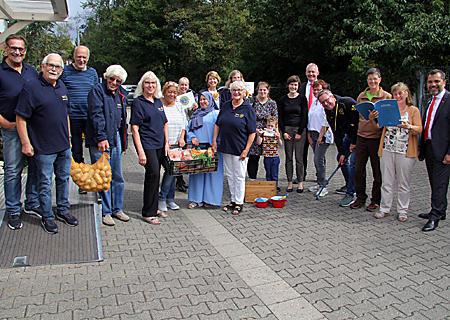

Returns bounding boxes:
[245,181,277,203]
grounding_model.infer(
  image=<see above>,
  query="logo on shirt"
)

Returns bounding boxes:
[180,96,190,106]
[235,113,244,118]
[158,107,164,111]
[62,95,68,101]
[339,108,345,115]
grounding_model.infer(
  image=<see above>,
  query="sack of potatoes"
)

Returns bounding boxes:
[71,152,112,192]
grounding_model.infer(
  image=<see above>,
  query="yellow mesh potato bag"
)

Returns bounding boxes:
[70,152,112,192]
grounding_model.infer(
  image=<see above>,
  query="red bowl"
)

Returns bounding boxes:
[254,201,269,208]
[270,199,287,208]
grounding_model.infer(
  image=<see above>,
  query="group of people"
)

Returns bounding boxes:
[1,33,449,233]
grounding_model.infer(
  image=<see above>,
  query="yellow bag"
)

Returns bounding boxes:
[70,152,112,192]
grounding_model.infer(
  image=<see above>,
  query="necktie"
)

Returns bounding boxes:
[424,96,436,141]
[308,83,313,111]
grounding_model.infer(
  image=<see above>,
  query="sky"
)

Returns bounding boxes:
[65,0,90,41]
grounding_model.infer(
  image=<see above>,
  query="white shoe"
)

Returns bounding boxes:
[308,185,320,192]
[316,187,328,197]
[158,200,168,212]
[167,201,180,210]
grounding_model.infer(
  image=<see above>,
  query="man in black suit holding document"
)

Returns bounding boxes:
[419,69,450,231]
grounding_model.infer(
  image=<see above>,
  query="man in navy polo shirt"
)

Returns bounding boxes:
[60,46,98,195]
[0,34,39,230]
[16,53,78,234]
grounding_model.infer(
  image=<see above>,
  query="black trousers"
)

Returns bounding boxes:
[247,155,260,179]
[425,141,450,220]
[142,148,165,217]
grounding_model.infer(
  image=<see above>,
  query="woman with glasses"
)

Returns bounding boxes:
[277,75,308,193]
[186,91,222,208]
[130,71,169,224]
[86,64,130,226]
[158,81,188,214]
[212,81,256,215]
[247,81,278,183]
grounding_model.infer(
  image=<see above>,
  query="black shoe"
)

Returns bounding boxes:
[41,219,58,234]
[286,187,293,192]
[418,213,446,221]
[78,188,88,195]
[56,212,78,226]
[277,187,281,192]
[422,219,439,232]
[24,206,42,218]
[296,188,304,193]
[8,215,23,230]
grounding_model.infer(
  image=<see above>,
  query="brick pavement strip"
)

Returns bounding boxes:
[1,143,450,319]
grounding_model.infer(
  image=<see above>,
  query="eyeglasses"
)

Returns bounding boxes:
[45,63,63,71]
[231,89,244,92]
[76,55,88,59]
[8,45,26,53]
[320,95,335,107]
[165,81,178,87]
[108,77,122,84]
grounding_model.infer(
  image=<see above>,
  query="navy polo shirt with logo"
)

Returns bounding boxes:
[0,57,38,122]
[216,100,256,156]
[15,73,71,155]
[130,95,167,149]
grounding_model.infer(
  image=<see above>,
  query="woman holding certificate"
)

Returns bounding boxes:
[369,82,422,221]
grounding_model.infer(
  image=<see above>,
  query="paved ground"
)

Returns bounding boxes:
[1,141,450,319]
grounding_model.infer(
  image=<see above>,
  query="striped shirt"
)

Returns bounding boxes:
[163,101,188,145]
[60,64,98,119]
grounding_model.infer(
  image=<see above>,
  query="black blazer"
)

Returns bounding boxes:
[298,81,331,96]
[420,90,450,162]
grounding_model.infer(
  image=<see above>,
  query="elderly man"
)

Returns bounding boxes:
[318,89,359,207]
[298,63,331,182]
[60,46,98,194]
[0,34,39,230]
[86,65,130,226]
[418,69,450,231]
[16,53,78,234]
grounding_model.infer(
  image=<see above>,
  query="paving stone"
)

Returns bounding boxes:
[25,302,58,317]
[40,310,73,320]
[103,301,134,318]
[150,305,183,319]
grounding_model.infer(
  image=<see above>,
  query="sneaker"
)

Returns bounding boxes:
[336,185,347,195]
[24,206,42,218]
[366,203,380,212]
[56,212,78,226]
[112,211,130,222]
[350,201,365,209]
[158,200,168,212]
[102,215,115,226]
[316,187,328,197]
[8,215,23,230]
[339,194,355,207]
[308,185,320,192]
[78,188,87,195]
[41,219,58,234]
[167,201,180,210]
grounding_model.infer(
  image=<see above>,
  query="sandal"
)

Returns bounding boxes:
[223,202,235,212]
[203,203,215,208]
[232,204,243,215]
[143,216,161,224]
[158,211,167,218]
[374,211,389,219]
[188,202,203,209]
[398,213,407,222]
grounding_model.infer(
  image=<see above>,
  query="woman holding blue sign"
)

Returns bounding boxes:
[368,82,422,221]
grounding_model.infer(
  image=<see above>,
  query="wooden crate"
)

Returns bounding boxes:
[244,181,277,203]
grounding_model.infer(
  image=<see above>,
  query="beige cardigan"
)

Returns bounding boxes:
[378,105,422,158]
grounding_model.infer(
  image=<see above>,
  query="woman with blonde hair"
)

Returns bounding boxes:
[199,71,226,108]
[369,82,422,221]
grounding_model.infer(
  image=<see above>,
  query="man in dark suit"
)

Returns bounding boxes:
[419,69,450,231]
[298,63,331,182]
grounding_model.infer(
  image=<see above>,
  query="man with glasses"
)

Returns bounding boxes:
[60,46,98,194]
[86,65,130,226]
[0,34,39,230]
[318,89,359,207]
[15,53,78,234]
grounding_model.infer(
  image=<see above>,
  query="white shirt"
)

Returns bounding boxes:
[425,88,446,140]
[307,98,333,144]
[305,81,314,105]
[163,101,188,145]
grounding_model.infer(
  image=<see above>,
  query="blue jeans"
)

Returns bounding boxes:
[1,128,39,216]
[34,149,71,220]
[263,156,280,185]
[337,134,356,195]
[89,132,124,216]
[69,118,87,164]
[159,170,176,202]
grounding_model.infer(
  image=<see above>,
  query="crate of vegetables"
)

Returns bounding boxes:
[167,147,219,175]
